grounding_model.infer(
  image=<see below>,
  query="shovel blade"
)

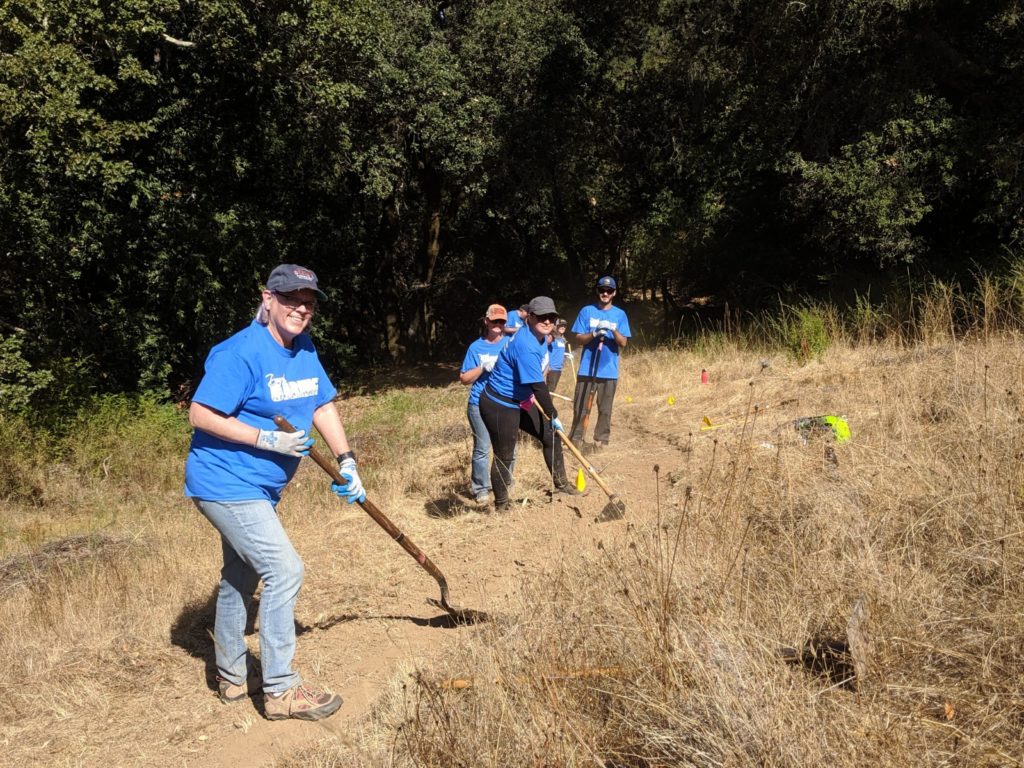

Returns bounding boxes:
[596,495,627,522]
[426,597,490,625]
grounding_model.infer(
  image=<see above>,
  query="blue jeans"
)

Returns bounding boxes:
[468,401,515,499]
[193,498,304,694]
[467,401,492,499]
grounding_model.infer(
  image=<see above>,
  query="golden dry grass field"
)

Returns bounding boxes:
[2,316,1024,767]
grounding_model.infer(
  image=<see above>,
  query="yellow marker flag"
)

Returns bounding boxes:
[575,468,586,492]
[667,396,676,405]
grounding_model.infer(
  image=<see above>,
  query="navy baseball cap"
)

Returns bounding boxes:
[266,264,327,299]
[596,276,617,290]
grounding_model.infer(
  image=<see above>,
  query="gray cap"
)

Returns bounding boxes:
[266,264,327,299]
[527,296,557,315]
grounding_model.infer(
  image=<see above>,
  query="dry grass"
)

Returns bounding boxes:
[297,336,1024,767]
[4,288,1024,766]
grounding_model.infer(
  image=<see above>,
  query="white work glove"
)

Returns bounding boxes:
[331,457,366,504]
[481,358,496,372]
[255,428,314,457]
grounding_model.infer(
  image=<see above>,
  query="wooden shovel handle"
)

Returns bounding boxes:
[532,400,617,499]
[272,415,444,582]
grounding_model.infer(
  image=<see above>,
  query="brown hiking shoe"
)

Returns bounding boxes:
[264,682,342,721]
[554,482,582,497]
[217,669,262,704]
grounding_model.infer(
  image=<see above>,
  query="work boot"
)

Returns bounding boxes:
[264,682,342,721]
[554,482,582,497]
[493,498,511,513]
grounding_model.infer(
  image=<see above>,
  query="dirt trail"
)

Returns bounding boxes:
[189,416,684,768]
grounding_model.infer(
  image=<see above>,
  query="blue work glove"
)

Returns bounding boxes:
[331,456,366,504]
[551,417,565,433]
[255,428,314,457]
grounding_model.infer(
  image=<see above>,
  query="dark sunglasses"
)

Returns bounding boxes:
[534,313,559,323]
[488,318,507,325]
[274,291,317,309]
[597,288,615,295]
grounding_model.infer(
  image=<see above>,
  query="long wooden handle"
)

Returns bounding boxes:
[532,401,617,499]
[272,415,447,586]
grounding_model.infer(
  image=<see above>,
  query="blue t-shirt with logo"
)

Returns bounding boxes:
[572,304,631,379]
[461,335,510,406]
[485,327,549,409]
[185,321,338,503]
[505,308,524,333]
[548,337,566,371]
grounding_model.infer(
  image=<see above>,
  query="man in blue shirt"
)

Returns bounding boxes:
[569,276,631,449]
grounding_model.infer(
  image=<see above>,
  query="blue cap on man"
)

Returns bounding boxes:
[596,276,617,290]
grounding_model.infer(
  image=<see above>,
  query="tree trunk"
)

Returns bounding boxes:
[419,161,443,353]
[374,187,407,361]
[550,177,583,277]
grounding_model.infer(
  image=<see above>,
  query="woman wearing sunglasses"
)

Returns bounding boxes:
[185,264,363,721]
[479,296,580,511]
[458,304,513,504]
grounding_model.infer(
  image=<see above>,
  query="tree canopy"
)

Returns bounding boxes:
[2,0,1021,404]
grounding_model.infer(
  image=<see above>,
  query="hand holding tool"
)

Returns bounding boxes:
[331,456,366,503]
[256,428,314,457]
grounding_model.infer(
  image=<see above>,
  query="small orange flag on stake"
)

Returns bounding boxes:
[575,468,586,492]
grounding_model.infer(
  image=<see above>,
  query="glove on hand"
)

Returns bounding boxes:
[256,428,313,457]
[481,357,496,372]
[595,328,612,341]
[331,457,366,504]
[551,417,565,433]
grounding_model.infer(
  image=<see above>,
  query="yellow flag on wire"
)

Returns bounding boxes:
[575,468,586,492]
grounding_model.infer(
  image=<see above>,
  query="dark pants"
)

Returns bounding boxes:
[546,369,562,392]
[569,376,618,444]
[479,393,568,505]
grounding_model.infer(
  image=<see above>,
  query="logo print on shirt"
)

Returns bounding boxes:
[266,373,320,402]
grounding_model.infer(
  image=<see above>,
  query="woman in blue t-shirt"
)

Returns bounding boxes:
[185,264,362,722]
[458,304,511,503]
[479,296,580,511]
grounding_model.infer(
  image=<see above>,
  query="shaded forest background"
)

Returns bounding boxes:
[1,0,1021,410]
